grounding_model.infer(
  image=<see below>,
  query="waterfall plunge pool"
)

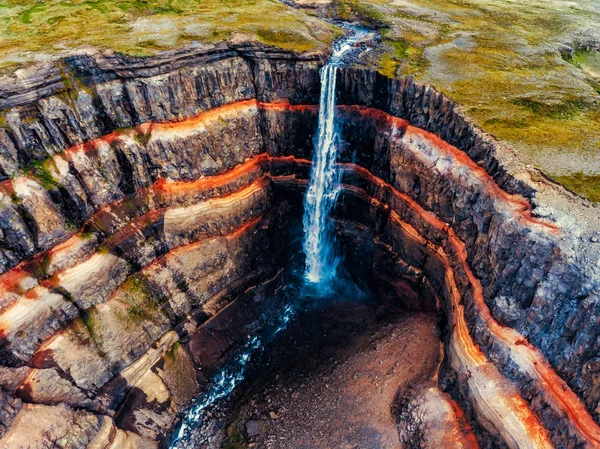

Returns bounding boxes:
[168,256,441,449]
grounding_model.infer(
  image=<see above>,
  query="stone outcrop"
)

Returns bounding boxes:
[0,42,599,449]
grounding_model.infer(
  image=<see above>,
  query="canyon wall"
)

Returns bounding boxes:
[0,43,598,449]
[0,46,322,448]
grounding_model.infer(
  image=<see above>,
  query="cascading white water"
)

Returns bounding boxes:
[169,302,296,449]
[303,27,368,285]
[302,64,341,284]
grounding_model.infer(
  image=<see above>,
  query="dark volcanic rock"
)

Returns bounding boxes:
[0,40,599,449]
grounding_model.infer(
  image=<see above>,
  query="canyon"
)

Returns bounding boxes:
[0,38,599,449]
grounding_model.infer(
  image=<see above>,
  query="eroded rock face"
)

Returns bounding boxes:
[0,44,598,449]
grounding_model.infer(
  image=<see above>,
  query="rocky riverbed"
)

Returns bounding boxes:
[177,274,441,449]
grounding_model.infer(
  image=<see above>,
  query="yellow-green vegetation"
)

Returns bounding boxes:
[563,48,600,94]
[552,173,600,203]
[336,0,385,26]
[24,158,62,190]
[0,0,339,69]
[341,0,600,202]
[117,273,170,326]
[80,307,102,341]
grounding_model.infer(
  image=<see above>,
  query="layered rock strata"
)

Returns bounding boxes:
[0,46,599,448]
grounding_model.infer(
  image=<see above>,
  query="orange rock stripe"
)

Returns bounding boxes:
[1,151,596,444]
[272,171,553,445]
[0,98,551,293]
[337,105,557,232]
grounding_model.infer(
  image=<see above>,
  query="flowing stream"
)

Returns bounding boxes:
[302,26,369,286]
[169,302,296,448]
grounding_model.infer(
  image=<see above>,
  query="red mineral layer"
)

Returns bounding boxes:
[25,215,264,372]
[336,105,558,232]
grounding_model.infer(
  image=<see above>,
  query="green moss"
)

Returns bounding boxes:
[563,48,600,95]
[166,341,181,359]
[80,231,96,240]
[510,98,591,120]
[378,52,398,78]
[389,39,409,59]
[223,420,248,449]
[19,3,46,25]
[80,308,101,341]
[564,48,600,73]
[551,172,600,204]
[25,159,62,190]
[35,254,52,280]
[255,28,315,53]
[0,115,9,130]
[335,0,385,26]
[134,129,151,147]
[378,38,416,78]
[117,274,169,326]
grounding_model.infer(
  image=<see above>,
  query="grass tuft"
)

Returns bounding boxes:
[551,172,600,204]
[25,159,63,190]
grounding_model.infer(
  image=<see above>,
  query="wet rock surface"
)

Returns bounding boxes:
[183,282,441,449]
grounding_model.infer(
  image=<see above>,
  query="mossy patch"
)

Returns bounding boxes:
[80,307,102,341]
[551,172,600,204]
[0,114,9,130]
[563,48,600,95]
[166,341,181,358]
[377,38,410,78]
[24,159,62,190]
[336,0,386,26]
[116,273,169,327]
[510,98,592,120]
[255,28,315,53]
[223,419,249,449]
[563,48,600,76]
[378,52,398,78]
[35,254,52,280]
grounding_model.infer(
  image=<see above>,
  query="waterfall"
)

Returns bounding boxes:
[303,27,367,285]
[302,63,341,284]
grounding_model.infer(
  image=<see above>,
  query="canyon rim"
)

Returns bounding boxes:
[0,1,600,449]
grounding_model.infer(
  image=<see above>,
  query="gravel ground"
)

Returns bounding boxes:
[186,292,441,449]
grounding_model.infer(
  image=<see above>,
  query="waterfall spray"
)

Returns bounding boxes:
[303,27,368,286]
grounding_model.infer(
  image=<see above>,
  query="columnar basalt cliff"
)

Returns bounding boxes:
[0,42,599,449]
